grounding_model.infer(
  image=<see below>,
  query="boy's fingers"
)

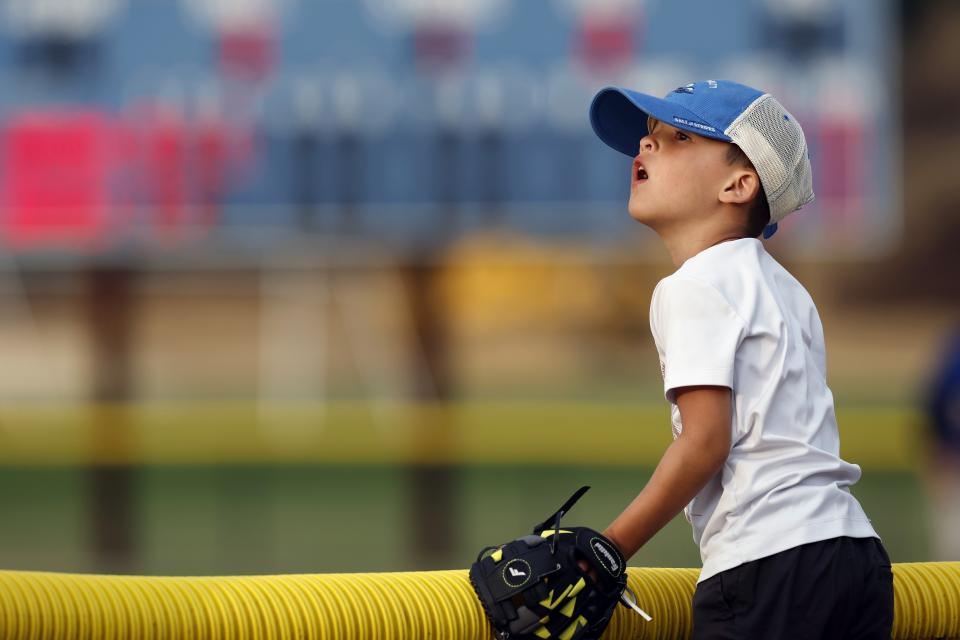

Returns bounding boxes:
[577,558,599,582]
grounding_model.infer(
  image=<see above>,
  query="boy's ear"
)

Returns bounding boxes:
[718,169,761,206]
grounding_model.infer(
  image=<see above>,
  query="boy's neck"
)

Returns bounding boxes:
[655,216,749,267]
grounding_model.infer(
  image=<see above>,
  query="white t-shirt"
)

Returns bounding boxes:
[649,238,877,583]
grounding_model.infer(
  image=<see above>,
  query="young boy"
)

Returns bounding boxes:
[588,80,894,638]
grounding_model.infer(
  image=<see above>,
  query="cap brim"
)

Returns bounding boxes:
[589,87,732,157]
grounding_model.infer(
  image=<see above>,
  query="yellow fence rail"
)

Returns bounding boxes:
[1,563,957,639]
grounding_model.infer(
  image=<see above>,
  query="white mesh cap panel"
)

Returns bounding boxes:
[725,95,814,224]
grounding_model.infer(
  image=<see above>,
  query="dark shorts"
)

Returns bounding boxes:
[691,536,894,640]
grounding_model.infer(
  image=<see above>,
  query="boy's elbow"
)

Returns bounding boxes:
[706,442,729,473]
[707,428,731,468]
[700,441,729,474]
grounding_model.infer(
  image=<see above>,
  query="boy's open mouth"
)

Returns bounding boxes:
[634,161,649,183]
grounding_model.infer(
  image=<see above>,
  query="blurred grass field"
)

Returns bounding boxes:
[0,462,930,576]
[0,395,932,574]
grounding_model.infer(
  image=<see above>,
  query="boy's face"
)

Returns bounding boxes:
[627,117,741,228]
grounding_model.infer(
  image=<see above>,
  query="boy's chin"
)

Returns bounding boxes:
[627,201,658,225]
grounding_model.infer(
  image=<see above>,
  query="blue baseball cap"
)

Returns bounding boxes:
[589,80,815,237]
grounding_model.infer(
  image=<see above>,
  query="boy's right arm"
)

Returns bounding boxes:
[602,385,732,560]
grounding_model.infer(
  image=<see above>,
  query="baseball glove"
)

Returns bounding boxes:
[469,486,649,640]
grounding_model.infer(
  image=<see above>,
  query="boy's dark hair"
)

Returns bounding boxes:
[726,144,770,238]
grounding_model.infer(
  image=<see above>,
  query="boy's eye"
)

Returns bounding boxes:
[675,131,689,141]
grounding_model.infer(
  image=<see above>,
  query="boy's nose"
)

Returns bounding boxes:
[639,135,657,153]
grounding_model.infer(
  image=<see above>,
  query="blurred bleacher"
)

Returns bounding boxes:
[0,0,899,256]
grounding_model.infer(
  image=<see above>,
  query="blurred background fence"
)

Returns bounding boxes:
[0,0,957,577]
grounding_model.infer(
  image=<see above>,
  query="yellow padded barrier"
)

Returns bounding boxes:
[0,563,956,639]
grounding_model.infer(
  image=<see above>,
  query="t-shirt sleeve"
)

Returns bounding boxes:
[650,276,746,399]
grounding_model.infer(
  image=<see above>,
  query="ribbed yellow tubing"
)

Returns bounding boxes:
[0,563,957,639]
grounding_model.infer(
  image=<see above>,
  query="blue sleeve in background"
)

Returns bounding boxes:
[928,326,960,452]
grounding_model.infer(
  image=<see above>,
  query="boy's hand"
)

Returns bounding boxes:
[577,558,599,583]
[578,528,626,582]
